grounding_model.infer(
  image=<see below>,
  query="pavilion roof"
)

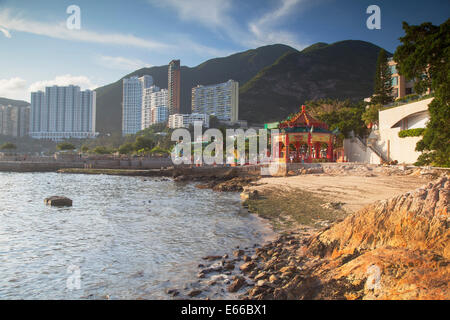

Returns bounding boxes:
[279,105,329,131]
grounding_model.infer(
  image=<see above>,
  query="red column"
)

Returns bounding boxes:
[315,142,321,159]
[284,134,289,163]
[307,132,312,163]
[327,135,333,161]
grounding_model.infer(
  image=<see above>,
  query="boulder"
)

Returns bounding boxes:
[227,276,247,293]
[224,262,235,271]
[202,255,222,261]
[239,262,256,273]
[233,249,244,257]
[44,196,72,207]
[187,289,202,297]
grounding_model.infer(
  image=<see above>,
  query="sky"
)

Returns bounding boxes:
[0,0,448,102]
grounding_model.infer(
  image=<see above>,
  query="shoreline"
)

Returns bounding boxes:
[177,165,448,300]
[1,165,447,299]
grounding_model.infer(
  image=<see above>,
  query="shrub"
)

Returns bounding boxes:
[398,128,425,138]
[56,142,76,151]
[0,142,16,150]
[92,146,115,154]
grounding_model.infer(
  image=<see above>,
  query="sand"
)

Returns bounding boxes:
[253,174,428,214]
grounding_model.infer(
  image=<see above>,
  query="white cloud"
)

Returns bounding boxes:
[0,75,98,101]
[247,0,307,49]
[0,8,231,61]
[28,75,97,93]
[0,9,170,50]
[148,0,309,50]
[0,26,11,38]
[0,77,27,100]
[149,0,233,29]
[97,55,152,71]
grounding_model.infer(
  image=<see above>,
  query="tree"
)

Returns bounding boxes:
[134,136,155,152]
[362,104,383,127]
[150,146,169,155]
[56,142,76,151]
[394,20,450,167]
[92,146,114,155]
[118,142,135,155]
[0,142,16,151]
[371,49,393,105]
[80,145,89,153]
[314,100,367,139]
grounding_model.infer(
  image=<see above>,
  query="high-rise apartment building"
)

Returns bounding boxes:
[151,106,169,125]
[388,58,415,99]
[122,75,153,136]
[142,86,169,129]
[191,80,239,122]
[168,113,209,129]
[142,85,160,129]
[168,60,181,115]
[29,85,96,141]
[0,105,30,137]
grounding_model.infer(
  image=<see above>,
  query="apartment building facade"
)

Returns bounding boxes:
[388,58,415,99]
[142,86,169,129]
[151,106,169,125]
[122,75,153,136]
[168,113,209,129]
[29,85,96,141]
[168,60,181,115]
[191,80,239,122]
[0,105,30,137]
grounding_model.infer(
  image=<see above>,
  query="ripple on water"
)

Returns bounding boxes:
[0,172,272,299]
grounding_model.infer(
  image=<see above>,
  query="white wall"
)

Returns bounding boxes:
[376,98,432,164]
[344,138,382,164]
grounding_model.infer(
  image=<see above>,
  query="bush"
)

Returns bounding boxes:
[150,146,169,155]
[0,142,16,150]
[396,93,419,103]
[118,142,135,155]
[134,136,155,151]
[398,128,425,138]
[92,146,115,155]
[56,142,76,151]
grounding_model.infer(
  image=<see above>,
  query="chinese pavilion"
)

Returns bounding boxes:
[267,105,336,163]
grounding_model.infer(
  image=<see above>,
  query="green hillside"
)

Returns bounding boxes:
[94,44,296,134]
[239,40,392,123]
[0,97,30,107]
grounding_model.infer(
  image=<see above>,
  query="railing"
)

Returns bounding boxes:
[355,136,388,162]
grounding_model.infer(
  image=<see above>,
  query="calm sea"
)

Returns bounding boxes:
[0,172,272,299]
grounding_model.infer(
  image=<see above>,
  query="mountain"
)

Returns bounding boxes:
[95,40,389,133]
[0,97,30,107]
[94,44,296,134]
[240,40,391,123]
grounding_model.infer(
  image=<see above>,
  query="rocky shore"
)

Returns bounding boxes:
[173,168,261,192]
[173,166,449,300]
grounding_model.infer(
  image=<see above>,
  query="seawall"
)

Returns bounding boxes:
[0,158,173,172]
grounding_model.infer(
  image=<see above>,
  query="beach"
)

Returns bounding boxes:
[181,164,449,300]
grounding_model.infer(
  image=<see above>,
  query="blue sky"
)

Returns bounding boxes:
[0,0,448,101]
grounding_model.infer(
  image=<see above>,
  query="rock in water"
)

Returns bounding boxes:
[44,196,73,207]
[227,276,246,293]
